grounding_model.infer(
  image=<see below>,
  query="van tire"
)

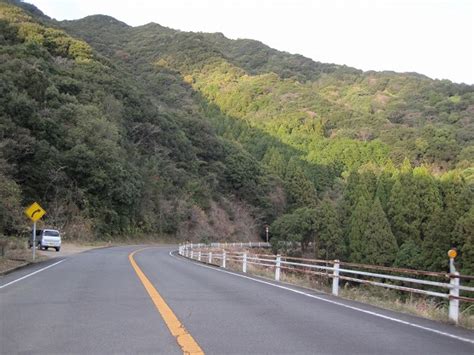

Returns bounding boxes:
[55,247,60,252]
[45,246,48,250]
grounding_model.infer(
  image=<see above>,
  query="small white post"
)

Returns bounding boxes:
[208,251,212,264]
[222,250,226,268]
[240,242,243,248]
[198,251,202,261]
[190,250,194,259]
[449,256,459,324]
[275,255,281,281]
[243,252,247,273]
[449,272,460,324]
[332,260,340,296]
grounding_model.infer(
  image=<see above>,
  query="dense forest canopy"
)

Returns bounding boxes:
[1,0,473,273]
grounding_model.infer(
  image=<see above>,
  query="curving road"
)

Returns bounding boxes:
[1,246,473,354]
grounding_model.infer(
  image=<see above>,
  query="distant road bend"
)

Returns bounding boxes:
[1,246,473,354]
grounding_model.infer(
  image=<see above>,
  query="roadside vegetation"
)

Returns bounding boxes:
[0,235,47,273]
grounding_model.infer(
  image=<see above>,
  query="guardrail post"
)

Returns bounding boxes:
[243,252,247,273]
[332,260,340,296]
[222,250,226,268]
[208,251,212,264]
[198,251,201,261]
[449,272,460,324]
[275,255,281,281]
[190,250,194,259]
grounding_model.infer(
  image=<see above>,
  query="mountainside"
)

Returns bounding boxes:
[62,15,474,172]
[1,0,473,273]
[0,0,281,242]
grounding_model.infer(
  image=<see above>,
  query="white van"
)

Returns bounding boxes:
[29,229,61,252]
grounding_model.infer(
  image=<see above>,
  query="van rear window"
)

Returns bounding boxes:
[44,230,59,237]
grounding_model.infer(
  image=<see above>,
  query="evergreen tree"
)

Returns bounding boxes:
[339,172,361,236]
[360,198,398,265]
[439,172,473,246]
[455,207,474,275]
[317,198,346,260]
[412,166,442,241]
[387,177,420,246]
[284,158,317,208]
[375,171,394,213]
[262,147,286,178]
[358,169,378,198]
[339,171,372,241]
[348,192,371,263]
[421,208,451,271]
[394,238,423,269]
[421,172,471,271]
[270,207,317,253]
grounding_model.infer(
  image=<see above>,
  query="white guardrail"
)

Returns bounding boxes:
[178,242,474,324]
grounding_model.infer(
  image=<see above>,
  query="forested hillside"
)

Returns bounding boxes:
[1,0,473,273]
[0,0,282,243]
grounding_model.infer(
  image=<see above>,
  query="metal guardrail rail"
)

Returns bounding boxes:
[178,242,474,325]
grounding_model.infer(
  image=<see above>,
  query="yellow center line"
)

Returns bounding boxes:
[129,248,204,355]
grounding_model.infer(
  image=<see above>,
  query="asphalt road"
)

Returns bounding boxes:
[1,246,473,354]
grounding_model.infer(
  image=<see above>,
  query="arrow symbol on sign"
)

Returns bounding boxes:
[31,209,41,218]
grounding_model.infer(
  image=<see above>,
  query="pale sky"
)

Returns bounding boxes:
[27,0,474,84]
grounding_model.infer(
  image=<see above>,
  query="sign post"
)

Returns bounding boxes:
[32,221,36,261]
[24,202,46,261]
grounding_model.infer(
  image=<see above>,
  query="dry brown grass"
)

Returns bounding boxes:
[339,284,474,329]
[0,237,48,273]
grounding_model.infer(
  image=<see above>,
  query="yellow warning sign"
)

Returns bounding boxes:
[24,202,46,222]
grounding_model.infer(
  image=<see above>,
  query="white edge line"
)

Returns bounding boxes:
[169,251,474,345]
[0,259,65,289]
